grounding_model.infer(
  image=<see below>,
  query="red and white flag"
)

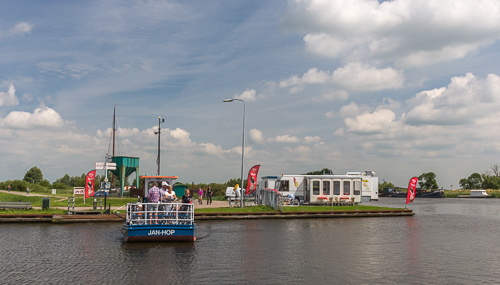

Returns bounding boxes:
[245,165,260,195]
[85,170,97,199]
[406,176,418,204]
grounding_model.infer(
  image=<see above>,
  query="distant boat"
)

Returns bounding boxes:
[382,188,444,198]
[458,190,491,198]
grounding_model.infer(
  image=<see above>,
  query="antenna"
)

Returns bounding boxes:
[155,116,165,176]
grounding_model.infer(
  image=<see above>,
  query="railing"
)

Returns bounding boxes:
[256,189,282,211]
[67,197,75,211]
[125,202,195,225]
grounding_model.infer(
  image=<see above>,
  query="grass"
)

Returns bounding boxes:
[281,205,401,212]
[194,205,276,213]
[0,208,68,215]
[0,192,137,209]
[50,196,138,207]
[194,205,403,213]
[0,192,46,207]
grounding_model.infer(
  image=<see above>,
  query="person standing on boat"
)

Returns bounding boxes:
[165,185,177,202]
[147,182,161,224]
[160,181,169,203]
[206,186,213,205]
[180,189,193,212]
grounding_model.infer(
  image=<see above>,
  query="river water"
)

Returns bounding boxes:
[1,198,500,284]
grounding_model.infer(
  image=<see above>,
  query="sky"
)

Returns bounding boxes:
[2,0,500,188]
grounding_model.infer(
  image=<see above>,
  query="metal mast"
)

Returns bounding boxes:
[155,116,164,176]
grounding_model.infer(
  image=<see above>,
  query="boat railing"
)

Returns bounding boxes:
[125,202,195,226]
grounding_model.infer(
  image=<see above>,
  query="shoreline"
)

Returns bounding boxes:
[0,209,414,223]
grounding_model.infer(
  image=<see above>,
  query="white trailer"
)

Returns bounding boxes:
[345,171,379,202]
[262,171,379,204]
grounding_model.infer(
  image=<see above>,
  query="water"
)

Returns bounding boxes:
[1,198,500,284]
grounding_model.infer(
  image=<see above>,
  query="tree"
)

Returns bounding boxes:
[459,173,483,189]
[379,181,395,190]
[56,174,71,186]
[481,174,500,189]
[303,168,333,175]
[491,164,500,177]
[23,166,43,184]
[418,172,439,190]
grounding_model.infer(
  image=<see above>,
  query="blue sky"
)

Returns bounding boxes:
[2,0,500,188]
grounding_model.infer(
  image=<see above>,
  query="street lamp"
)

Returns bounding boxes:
[154,116,165,176]
[223,98,245,208]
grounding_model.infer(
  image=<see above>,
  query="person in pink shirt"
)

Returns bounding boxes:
[197,187,203,205]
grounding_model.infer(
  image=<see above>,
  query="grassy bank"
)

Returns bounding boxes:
[194,205,402,213]
[0,192,137,208]
[0,208,69,215]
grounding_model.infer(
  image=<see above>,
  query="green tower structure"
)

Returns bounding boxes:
[110,156,140,197]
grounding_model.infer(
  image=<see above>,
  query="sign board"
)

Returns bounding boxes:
[51,189,56,195]
[73,187,85,195]
[95,162,117,170]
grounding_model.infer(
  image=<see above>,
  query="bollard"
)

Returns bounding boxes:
[93,198,97,210]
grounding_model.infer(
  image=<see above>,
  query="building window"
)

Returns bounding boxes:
[279,180,289,192]
[334,181,340,195]
[323,181,330,195]
[343,181,351,195]
[354,181,361,195]
[313,181,320,195]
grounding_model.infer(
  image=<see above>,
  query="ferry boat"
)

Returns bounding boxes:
[123,201,196,242]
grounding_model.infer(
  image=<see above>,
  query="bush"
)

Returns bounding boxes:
[10,180,30,192]
[29,184,45,193]
[52,182,68,189]
[0,180,13,190]
[39,179,51,187]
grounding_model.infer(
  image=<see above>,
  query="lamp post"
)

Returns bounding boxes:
[223,98,245,208]
[154,116,165,176]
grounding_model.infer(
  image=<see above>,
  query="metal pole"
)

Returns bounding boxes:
[155,117,164,176]
[157,117,161,176]
[240,100,245,208]
[223,99,245,208]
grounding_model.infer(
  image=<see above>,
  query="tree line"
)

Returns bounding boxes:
[0,166,248,197]
[459,164,500,190]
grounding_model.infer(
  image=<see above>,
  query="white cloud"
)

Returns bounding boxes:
[0,84,19,106]
[234,89,257,101]
[403,73,500,126]
[279,68,331,93]
[269,134,300,143]
[250,129,264,143]
[338,102,371,118]
[199,143,227,155]
[2,107,65,129]
[304,136,321,144]
[283,0,500,67]
[280,64,403,94]
[325,111,335,118]
[331,63,404,91]
[315,89,348,101]
[303,33,354,58]
[169,127,194,146]
[344,109,397,134]
[9,22,33,35]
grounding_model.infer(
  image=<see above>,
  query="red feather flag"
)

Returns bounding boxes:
[245,165,260,195]
[85,170,97,199]
[406,176,418,204]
